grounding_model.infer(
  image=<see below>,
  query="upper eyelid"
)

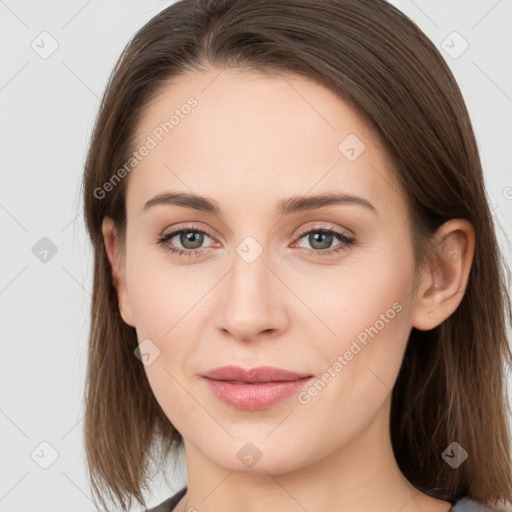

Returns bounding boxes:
[295,223,353,238]
[162,223,213,240]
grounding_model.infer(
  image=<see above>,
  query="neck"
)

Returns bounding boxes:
[176,397,451,512]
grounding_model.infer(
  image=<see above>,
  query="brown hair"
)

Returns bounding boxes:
[81,0,512,510]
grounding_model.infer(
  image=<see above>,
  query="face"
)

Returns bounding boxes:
[110,67,424,474]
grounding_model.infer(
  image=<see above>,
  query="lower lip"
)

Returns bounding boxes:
[202,376,313,410]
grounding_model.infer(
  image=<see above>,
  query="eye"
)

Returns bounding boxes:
[156,224,216,258]
[292,226,356,257]
[156,224,356,259]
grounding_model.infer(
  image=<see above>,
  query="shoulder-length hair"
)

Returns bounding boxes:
[81,0,512,510]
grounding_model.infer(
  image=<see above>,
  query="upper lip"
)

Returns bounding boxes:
[201,365,312,383]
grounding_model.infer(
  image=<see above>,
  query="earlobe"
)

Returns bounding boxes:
[101,216,135,327]
[411,219,475,331]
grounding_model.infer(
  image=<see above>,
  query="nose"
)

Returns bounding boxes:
[215,247,290,342]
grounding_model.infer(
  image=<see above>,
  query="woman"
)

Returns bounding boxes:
[81,1,512,511]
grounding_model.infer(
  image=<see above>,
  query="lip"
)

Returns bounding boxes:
[201,365,313,410]
[201,365,312,383]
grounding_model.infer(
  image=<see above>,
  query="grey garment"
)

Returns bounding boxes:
[451,498,512,511]
[147,487,187,512]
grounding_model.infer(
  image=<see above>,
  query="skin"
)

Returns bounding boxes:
[102,66,475,512]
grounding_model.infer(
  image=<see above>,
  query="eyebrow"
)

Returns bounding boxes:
[142,191,377,216]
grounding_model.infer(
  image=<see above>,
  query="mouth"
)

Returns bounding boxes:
[200,366,313,410]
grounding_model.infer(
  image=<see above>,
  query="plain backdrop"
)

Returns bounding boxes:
[1,1,511,511]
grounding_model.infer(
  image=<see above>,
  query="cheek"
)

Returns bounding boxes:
[125,235,205,337]
[124,236,216,393]
[290,239,414,349]
[124,242,208,430]
[292,264,414,455]
[294,242,415,405]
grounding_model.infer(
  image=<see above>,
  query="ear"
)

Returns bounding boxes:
[411,218,475,331]
[101,216,135,327]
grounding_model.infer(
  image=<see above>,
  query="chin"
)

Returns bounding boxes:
[196,436,313,475]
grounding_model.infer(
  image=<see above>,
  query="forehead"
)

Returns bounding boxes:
[127,67,404,217]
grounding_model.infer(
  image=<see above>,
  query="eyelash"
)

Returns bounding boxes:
[156,224,356,259]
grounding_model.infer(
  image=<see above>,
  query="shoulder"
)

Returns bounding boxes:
[452,497,512,512]
[147,487,187,512]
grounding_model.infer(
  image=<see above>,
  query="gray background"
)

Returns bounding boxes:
[1,1,511,511]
